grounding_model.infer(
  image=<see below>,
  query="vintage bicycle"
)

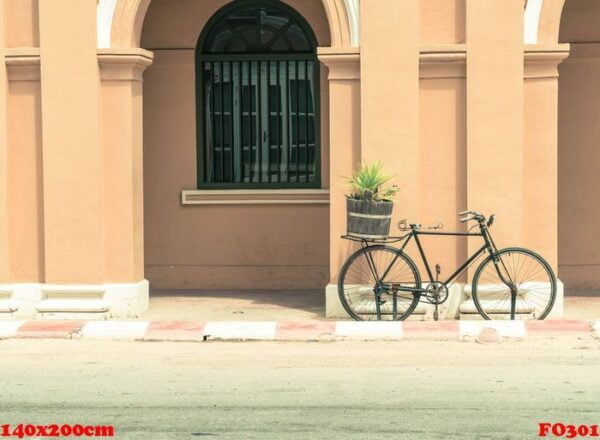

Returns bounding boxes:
[338,210,557,321]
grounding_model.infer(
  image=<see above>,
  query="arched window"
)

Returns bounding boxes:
[196,0,320,188]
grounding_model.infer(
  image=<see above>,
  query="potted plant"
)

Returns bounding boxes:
[346,161,398,239]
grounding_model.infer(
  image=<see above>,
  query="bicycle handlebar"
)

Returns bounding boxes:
[398,211,493,231]
[459,211,486,223]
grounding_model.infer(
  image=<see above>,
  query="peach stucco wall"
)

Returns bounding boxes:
[420,0,465,44]
[2,0,598,297]
[140,0,330,289]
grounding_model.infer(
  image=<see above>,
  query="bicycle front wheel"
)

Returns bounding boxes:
[338,245,421,321]
[471,247,557,320]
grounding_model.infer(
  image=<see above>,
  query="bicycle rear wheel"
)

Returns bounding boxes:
[338,245,421,321]
[471,247,556,320]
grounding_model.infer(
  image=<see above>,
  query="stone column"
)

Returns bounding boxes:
[318,48,361,318]
[39,0,103,284]
[360,0,420,222]
[523,45,569,271]
[459,0,526,318]
[523,45,569,318]
[98,48,152,316]
[5,48,43,285]
[3,48,43,316]
[32,0,147,317]
[466,0,524,248]
[99,48,152,283]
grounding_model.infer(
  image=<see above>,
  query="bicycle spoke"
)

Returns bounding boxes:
[471,248,556,320]
[338,246,421,321]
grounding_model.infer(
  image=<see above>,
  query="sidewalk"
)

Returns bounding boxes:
[141,289,600,321]
[0,290,599,342]
[0,291,600,341]
[140,289,325,321]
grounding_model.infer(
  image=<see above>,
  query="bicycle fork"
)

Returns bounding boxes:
[485,229,519,320]
[433,264,441,321]
[492,255,518,320]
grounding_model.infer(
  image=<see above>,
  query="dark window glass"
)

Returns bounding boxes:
[197,2,319,188]
[203,4,315,54]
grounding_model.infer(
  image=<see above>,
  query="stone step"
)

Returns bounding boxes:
[0,299,19,313]
[36,299,110,313]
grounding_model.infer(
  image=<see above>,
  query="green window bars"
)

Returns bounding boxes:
[196,0,320,188]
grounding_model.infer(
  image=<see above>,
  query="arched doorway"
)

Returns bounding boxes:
[557,0,600,292]
[140,0,331,291]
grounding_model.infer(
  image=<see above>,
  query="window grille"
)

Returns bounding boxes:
[196,1,320,188]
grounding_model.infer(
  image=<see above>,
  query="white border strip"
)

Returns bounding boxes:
[459,321,526,339]
[0,320,25,337]
[80,321,150,339]
[344,0,360,47]
[97,0,362,49]
[524,0,544,44]
[97,0,118,49]
[593,320,600,337]
[203,321,277,340]
[335,321,403,339]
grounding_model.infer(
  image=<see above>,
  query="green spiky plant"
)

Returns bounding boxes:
[347,161,398,202]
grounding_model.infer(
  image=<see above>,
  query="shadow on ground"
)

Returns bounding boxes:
[139,287,600,322]
[142,289,326,321]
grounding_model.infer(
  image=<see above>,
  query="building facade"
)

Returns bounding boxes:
[0,0,593,318]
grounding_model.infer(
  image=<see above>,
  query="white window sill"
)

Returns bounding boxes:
[181,189,330,205]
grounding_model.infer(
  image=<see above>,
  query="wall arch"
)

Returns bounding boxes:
[99,0,357,49]
[534,0,567,44]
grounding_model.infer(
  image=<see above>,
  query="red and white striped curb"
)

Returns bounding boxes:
[0,319,597,341]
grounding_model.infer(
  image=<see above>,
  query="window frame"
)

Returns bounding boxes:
[195,0,321,190]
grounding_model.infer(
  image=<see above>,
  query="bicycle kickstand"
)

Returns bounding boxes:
[433,264,441,321]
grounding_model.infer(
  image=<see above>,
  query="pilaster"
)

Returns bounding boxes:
[360,0,420,222]
[39,0,103,284]
[523,45,569,273]
[466,0,524,253]
[318,47,360,317]
[5,48,43,283]
[98,48,153,282]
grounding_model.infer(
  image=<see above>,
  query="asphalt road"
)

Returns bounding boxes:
[0,336,599,439]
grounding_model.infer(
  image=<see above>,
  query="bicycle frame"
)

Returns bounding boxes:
[365,226,498,294]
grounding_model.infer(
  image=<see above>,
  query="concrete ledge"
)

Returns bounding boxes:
[182,189,330,205]
[144,321,205,342]
[36,299,110,313]
[0,280,149,319]
[0,321,25,338]
[15,321,83,339]
[0,299,19,313]
[203,321,278,341]
[78,321,150,340]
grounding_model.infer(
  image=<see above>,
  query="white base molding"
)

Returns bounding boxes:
[327,279,564,320]
[459,279,564,320]
[326,283,466,320]
[0,280,149,319]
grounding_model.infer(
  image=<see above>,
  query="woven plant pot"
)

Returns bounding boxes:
[346,198,393,240]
